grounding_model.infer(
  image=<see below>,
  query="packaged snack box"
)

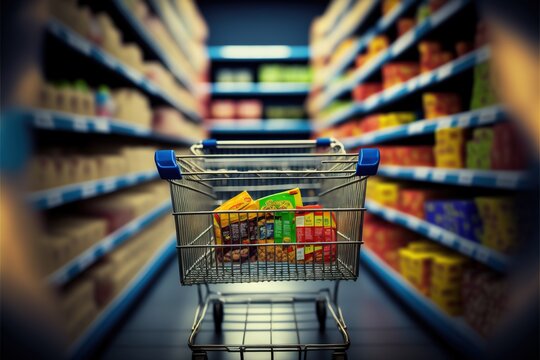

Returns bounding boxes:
[213,191,254,262]
[292,205,337,264]
[255,188,303,262]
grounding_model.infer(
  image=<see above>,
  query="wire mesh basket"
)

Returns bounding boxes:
[156,139,379,286]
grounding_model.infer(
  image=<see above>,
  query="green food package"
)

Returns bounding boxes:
[256,188,303,244]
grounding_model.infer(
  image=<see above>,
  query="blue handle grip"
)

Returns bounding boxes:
[316,138,332,147]
[202,139,218,148]
[356,148,380,176]
[155,150,182,179]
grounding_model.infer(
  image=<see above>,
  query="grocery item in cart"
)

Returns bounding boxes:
[256,188,303,262]
[213,191,254,262]
[292,205,337,263]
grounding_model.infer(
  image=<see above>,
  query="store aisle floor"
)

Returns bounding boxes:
[99,259,455,359]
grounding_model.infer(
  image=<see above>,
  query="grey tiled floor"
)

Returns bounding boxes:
[98,260,455,359]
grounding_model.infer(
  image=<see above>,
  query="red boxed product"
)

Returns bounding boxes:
[397,18,415,36]
[236,100,263,119]
[491,123,527,170]
[358,114,381,133]
[210,100,236,119]
[382,62,420,89]
[352,83,382,101]
[399,189,437,219]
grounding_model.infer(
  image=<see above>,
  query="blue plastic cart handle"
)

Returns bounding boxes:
[155,150,182,179]
[356,148,380,176]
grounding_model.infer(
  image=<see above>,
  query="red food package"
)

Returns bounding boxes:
[382,62,420,89]
[236,100,263,119]
[353,83,382,101]
[359,114,381,133]
[455,41,473,57]
[210,100,236,119]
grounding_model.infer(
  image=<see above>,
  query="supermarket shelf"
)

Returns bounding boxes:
[209,120,312,134]
[314,0,471,112]
[378,166,529,190]
[112,0,194,92]
[319,45,490,128]
[342,105,505,147]
[209,45,310,61]
[361,248,485,357]
[28,170,159,210]
[209,83,311,96]
[25,108,196,145]
[48,201,172,286]
[365,200,510,272]
[69,233,175,360]
[312,0,380,59]
[47,19,201,123]
[315,0,419,88]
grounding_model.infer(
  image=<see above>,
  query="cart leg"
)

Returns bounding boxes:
[316,299,327,331]
[192,351,208,360]
[333,280,341,307]
[332,351,348,360]
[213,300,224,332]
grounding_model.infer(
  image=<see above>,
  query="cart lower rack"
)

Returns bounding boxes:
[155,139,379,359]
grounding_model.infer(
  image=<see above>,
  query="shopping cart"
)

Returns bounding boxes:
[155,139,379,360]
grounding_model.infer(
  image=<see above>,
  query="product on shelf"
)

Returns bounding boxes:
[210,100,236,119]
[470,62,498,110]
[399,189,438,219]
[237,100,263,119]
[434,127,465,168]
[382,62,420,89]
[466,127,494,170]
[418,41,453,73]
[491,123,527,170]
[423,92,461,119]
[379,112,416,128]
[382,0,401,15]
[356,35,390,70]
[475,197,518,253]
[265,106,305,119]
[152,107,206,139]
[216,68,253,83]
[380,146,435,167]
[113,88,153,128]
[424,199,483,242]
[258,65,312,83]
[367,179,401,207]
[352,83,382,102]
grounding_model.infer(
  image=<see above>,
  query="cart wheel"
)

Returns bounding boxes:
[192,351,208,360]
[213,300,224,332]
[316,299,326,331]
[332,351,348,360]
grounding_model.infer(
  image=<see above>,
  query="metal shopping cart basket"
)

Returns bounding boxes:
[155,139,379,360]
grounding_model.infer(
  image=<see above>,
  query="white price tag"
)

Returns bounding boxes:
[73,117,88,132]
[392,31,414,56]
[407,122,425,135]
[123,67,142,83]
[360,132,375,145]
[78,254,95,269]
[103,179,116,192]
[459,241,474,257]
[125,173,139,184]
[458,171,474,185]
[125,221,140,234]
[385,209,397,222]
[100,52,117,68]
[46,192,63,207]
[495,174,520,189]
[406,78,418,92]
[418,73,432,87]
[440,232,454,246]
[414,167,429,179]
[427,226,442,239]
[406,217,421,230]
[437,63,454,80]
[479,108,496,124]
[67,33,91,55]
[81,183,97,197]
[382,166,400,176]
[383,84,402,100]
[457,114,471,128]
[364,95,380,110]
[35,112,54,129]
[94,120,110,133]
[435,117,452,130]
[432,169,446,182]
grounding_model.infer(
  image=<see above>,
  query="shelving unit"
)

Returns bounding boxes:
[69,234,176,360]
[361,247,486,357]
[312,0,471,113]
[208,82,311,96]
[112,0,194,91]
[377,166,529,190]
[318,45,490,126]
[209,120,311,135]
[314,0,419,88]
[28,170,158,210]
[47,19,201,122]
[23,108,197,145]
[341,105,505,147]
[365,200,510,272]
[209,45,310,61]
[48,201,172,286]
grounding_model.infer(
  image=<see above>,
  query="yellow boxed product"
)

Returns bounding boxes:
[372,182,400,206]
[379,112,416,128]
